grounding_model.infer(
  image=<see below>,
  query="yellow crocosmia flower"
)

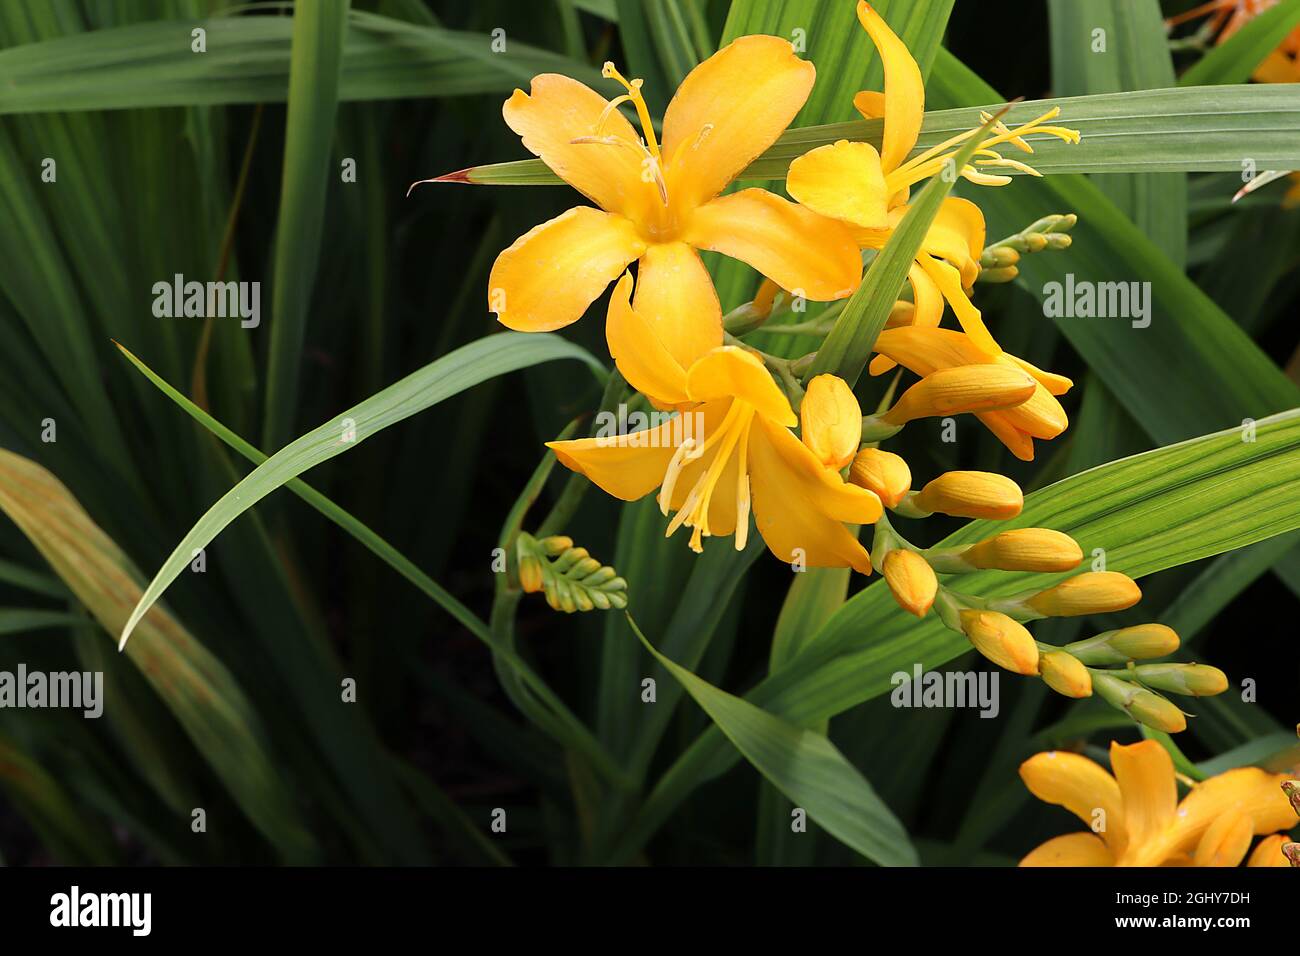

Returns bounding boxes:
[548,277,881,571]
[801,374,864,470]
[786,3,1077,357]
[882,549,937,617]
[1025,571,1141,617]
[848,447,911,508]
[960,609,1039,675]
[872,326,1071,461]
[960,528,1083,572]
[912,471,1023,520]
[1038,650,1092,699]
[488,36,863,345]
[879,364,1035,425]
[1019,740,1296,867]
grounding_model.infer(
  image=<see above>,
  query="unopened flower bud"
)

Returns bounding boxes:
[539,535,573,557]
[1024,571,1141,617]
[849,448,912,508]
[960,609,1039,675]
[960,528,1082,572]
[1092,672,1186,733]
[518,555,544,593]
[1038,650,1092,698]
[801,374,863,469]
[882,550,937,617]
[1131,662,1228,697]
[912,471,1023,520]
[1064,624,1180,665]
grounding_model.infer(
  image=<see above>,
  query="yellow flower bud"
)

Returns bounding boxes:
[960,609,1039,675]
[518,554,544,593]
[1093,672,1186,733]
[1025,571,1141,617]
[961,528,1083,572]
[1132,663,1229,697]
[848,448,912,508]
[539,535,573,557]
[879,365,1036,426]
[1064,624,1180,665]
[801,374,863,470]
[882,550,937,617]
[1038,650,1092,698]
[913,471,1023,520]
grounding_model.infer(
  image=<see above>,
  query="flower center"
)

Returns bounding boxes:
[886,107,1081,194]
[659,401,756,553]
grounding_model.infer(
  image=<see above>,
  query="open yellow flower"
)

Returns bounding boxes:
[786,2,1078,358]
[547,275,882,572]
[1019,740,1295,867]
[871,326,1071,460]
[488,35,863,355]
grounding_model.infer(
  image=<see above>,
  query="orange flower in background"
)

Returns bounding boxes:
[486,35,862,360]
[1019,740,1295,866]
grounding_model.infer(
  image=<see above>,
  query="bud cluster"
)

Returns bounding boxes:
[515,532,628,613]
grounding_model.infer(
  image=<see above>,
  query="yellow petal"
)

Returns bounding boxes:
[633,241,723,370]
[685,346,795,426]
[503,73,653,220]
[748,418,878,574]
[547,422,681,501]
[786,141,890,230]
[1193,810,1254,867]
[927,197,986,285]
[1110,740,1178,861]
[917,255,1001,356]
[604,272,691,406]
[686,188,862,301]
[1020,750,1126,853]
[1007,354,1074,396]
[800,374,863,469]
[1179,767,1297,839]
[880,365,1035,425]
[754,417,883,524]
[490,207,645,331]
[856,1,924,173]
[976,411,1037,462]
[1247,834,1291,867]
[1020,832,1116,867]
[662,34,815,209]
[853,89,885,121]
[907,261,944,329]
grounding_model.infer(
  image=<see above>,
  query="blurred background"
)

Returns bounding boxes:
[0,0,1296,866]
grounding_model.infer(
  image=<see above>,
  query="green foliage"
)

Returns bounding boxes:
[0,0,1296,868]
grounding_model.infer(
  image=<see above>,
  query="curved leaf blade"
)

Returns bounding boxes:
[119,332,604,648]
